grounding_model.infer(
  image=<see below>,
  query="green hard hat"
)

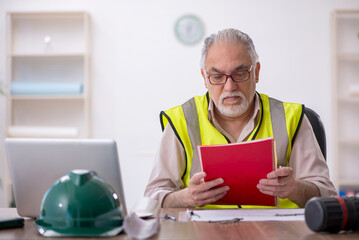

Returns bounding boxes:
[34,170,124,237]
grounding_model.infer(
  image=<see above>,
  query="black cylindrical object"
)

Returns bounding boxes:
[304,196,359,233]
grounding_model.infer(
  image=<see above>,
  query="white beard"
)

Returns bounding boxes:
[216,91,249,118]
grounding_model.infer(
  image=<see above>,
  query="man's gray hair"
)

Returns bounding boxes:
[200,28,259,70]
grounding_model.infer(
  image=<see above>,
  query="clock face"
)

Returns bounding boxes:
[175,15,204,45]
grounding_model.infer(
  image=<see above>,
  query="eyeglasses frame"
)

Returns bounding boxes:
[206,64,254,85]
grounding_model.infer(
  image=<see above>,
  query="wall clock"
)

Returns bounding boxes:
[174,14,204,45]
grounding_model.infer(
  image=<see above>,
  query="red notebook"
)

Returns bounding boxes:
[198,137,277,206]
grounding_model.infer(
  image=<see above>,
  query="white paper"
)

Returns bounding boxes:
[123,198,160,239]
[123,212,159,239]
[185,208,305,222]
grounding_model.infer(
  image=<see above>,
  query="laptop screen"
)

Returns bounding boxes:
[5,138,127,218]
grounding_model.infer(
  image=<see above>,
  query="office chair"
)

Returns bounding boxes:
[304,107,326,160]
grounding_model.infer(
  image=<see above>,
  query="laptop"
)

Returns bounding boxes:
[5,138,127,218]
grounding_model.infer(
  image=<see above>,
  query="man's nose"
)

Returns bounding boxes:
[223,76,237,90]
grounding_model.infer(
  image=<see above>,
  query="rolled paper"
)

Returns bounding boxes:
[10,81,83,95]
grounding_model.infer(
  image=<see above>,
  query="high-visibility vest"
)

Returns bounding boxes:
[160,92,304,208]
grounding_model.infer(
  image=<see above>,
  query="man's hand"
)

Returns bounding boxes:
[162,172,229,208]
[256,167,319,207]
[256,167,295,199]
[186,172,229,207]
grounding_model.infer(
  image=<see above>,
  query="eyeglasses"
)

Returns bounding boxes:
[207,65,254,85]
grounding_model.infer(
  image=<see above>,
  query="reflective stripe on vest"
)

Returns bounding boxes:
[160,92,304,209]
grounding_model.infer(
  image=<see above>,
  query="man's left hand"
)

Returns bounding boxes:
[256,167,295,199]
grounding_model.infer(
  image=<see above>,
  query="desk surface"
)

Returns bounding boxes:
[1,208,359,240]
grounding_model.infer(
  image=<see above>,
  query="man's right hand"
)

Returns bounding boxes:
[162,172,229,208]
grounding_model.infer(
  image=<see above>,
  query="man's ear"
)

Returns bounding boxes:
[201,69,208,88]
[255,62,261,83]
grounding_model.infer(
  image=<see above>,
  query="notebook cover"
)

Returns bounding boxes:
[198,138,277,206]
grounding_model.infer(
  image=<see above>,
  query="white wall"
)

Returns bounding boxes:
[1,0,359,208]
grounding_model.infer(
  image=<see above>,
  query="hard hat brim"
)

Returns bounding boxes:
[34,221,124,237]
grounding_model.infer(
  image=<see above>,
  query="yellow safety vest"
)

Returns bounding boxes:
[160,92,304,209]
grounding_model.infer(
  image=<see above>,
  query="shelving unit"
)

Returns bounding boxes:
[5,12,91,138]
[331,10,359,196]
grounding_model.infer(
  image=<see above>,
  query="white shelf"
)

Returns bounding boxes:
[337,53,359,61]
[335,10,359,18]
[9,53,87,57]
[338,96,359,102]
[332,10,359,192]
[337,179,359,186]
[5,11,91,139]
[338,139,359,145]
[7,126,79,138]
[335,11,359,54]
[10,94,85,100]
[3,11,91,207]
[8,12,88,55]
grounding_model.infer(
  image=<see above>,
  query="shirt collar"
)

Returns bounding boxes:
[208,92,261,142]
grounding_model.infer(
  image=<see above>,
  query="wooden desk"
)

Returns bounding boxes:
[1,208,358,240]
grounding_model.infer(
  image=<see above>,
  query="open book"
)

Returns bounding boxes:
[198,137,277,206]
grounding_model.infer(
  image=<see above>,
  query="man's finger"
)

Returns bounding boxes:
[190,172,207,185]
[201,177,225,191]
[259,189,276,197]
[257,184,288,193]
[259,178,286,186]
[266,167,292,178]
[259,189,290,199]
[196,190,228,207]
[194,185,229,201]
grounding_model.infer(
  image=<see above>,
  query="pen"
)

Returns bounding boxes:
[186,209,201,219]
[274,213,304,216]
[162,214,176,221]
[208,218,242,224]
